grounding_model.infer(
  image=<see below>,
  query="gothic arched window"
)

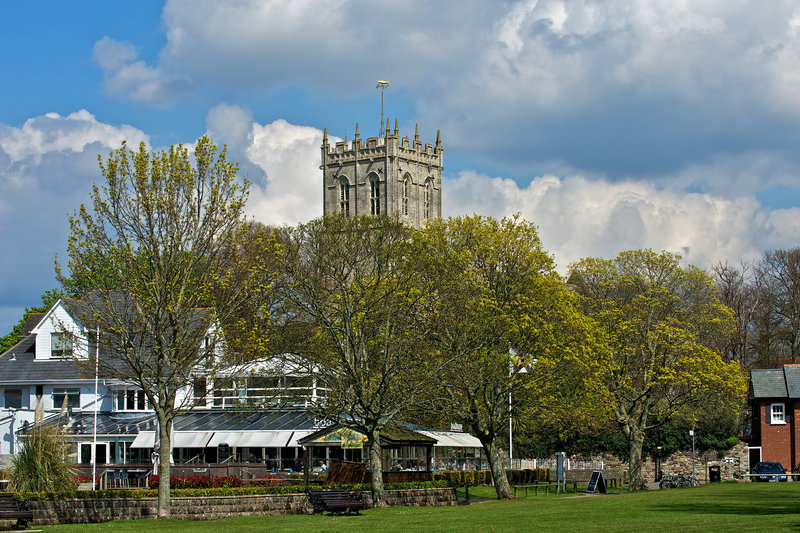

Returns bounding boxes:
[370,176,380,215]
[402,177,410,216]
[339,178,350,215]
[423,179,432,219]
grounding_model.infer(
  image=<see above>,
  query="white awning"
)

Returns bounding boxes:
[174,431,214,448]
[204,431,294,448]
[207,431,242,447]
[130,431,212,449]
[419,431,482,448]
[130,431,155,449]
[230,431,293,448]
[287,430,315,448]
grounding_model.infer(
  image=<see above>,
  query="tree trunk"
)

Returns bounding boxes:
[367,427,387,508]
[627,427,646,492]
[481,437,513,499]
[156,414,172,518]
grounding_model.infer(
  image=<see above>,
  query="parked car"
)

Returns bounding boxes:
[752,462,788,482]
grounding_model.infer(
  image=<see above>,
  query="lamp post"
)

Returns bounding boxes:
[656,446,662,482]
[690,428,696,484]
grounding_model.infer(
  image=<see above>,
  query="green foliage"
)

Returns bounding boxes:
[417,215,603,499]
[15,480,451,501]
[9,422,76,492]
[569,249,748,490]
[60,136,265,517]
[274,214,442,504]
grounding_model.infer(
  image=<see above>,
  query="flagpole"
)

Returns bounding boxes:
[92,329,99,488]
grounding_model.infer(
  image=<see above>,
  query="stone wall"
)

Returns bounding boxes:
[23,488,456,526]
[540,442,751,485]
[554,442,751,484]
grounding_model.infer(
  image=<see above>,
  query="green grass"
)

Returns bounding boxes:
[34,482,800,533]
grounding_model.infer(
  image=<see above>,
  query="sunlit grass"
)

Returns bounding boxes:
[35,482,800,533]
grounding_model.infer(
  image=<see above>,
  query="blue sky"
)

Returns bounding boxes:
[2,0,800,336]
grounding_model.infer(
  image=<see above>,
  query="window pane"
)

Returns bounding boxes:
[4,389,21,409]
[51,333,73,358]
[53,388,80,409]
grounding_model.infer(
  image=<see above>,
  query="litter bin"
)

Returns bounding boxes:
[709,465,721,483]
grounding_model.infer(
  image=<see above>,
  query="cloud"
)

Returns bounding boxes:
[244,119,326,226]
[445,170,800,272]
[92,0,800,187]
[93,36,190,105]
[0,111,148,321]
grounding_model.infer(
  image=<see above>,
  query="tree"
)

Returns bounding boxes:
[60,137,265,517]
[569,250,747,491]
[273,215,440,507]
[0,290,64,353]
[711,261,760,367]
[757,249,800,364]
[418,215,603,499]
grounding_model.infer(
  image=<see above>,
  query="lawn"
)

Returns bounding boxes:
[35,482,800,533]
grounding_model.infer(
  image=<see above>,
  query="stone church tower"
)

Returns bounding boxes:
[321,119,442,228]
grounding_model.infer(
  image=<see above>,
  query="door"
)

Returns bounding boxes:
[80,442,108,465]
[748,447,762,473]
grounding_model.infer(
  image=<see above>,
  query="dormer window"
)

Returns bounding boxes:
[51,333,73,359]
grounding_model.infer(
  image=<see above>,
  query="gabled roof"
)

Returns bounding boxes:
[0,333,95,383]
[751,365,800,399]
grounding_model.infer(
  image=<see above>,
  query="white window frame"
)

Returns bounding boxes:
[51,332,73,359]
[53,388,80,410]
[769,403,786,424]
[115,388,149,411]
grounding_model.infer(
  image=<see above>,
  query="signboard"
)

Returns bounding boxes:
[310,427,367,449]
[450,423,463,432]
[586,471,606,494]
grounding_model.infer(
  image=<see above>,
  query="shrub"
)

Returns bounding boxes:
[252,474,284,487]
[9,421,75,492]
[147,475,244,489]
[463,470,475,486]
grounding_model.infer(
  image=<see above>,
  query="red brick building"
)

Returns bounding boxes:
[749,365,800,472]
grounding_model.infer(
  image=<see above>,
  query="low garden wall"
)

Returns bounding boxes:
[23,488,456,526]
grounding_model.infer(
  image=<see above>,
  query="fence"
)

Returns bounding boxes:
[511,457,605,471]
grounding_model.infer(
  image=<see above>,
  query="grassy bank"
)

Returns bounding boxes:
[35,482,800,532]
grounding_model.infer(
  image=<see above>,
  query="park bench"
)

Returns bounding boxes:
[307,488,365,515]
[0,492,33,528]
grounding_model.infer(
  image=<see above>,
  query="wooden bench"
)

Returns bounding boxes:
[0,492,34,528]
[307,488,365,515]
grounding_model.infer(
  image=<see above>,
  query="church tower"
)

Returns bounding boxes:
[321,119,443,228]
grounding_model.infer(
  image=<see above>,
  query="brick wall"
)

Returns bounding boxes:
[756,399,799,470]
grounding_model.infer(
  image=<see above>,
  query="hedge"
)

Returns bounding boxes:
[16,480,451,501]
